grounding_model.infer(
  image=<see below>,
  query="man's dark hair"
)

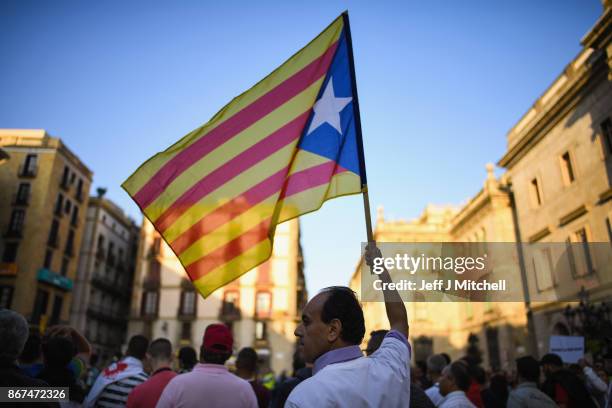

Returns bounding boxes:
[516,356,540,382]
[178,346,197,370]
[427,354,447,375]
[441,353,451,365]
[42,336,76,368]
[236,347,258,373]
[320,286,365,345]
[365,330,389,355]
[20,331,42,364]
[449,362,471,391]
[149,338,172,361]
[200,346,231,365]
[126,335,149,360]
[540,353,563,367]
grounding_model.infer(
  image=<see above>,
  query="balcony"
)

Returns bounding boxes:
[0,263,18,276]
[106,253,116,268]
[219,301,241,321]
[5,227,23,239]
[18,164,37,178]
[59,177,70,192]
[48,234,59,249]
[91,273,131,298]
[87,304,117,323]
[12,192,30,206]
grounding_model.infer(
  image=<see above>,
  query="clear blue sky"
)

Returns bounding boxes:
[0,0,604,295]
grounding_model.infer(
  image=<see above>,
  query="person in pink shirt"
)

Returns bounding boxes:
[127,338,176,408]
[156,324,257,408]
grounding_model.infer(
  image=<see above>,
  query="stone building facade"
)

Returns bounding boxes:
[127,218,306,374]
[498,5,612,357]
[0,129,92,330]
[350,166,527,369]
[69,192,140,361]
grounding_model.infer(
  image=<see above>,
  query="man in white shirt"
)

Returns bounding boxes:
[285,245,410,408]
[438,362,476,408]
[425,354,447,406]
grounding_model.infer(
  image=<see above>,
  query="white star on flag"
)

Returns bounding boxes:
[306,77,352,135]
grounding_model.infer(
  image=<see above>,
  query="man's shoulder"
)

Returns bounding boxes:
[286,376,326,405]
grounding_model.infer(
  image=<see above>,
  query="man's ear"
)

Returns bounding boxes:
[327,318,342,343]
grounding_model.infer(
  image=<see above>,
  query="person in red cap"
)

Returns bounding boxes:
[156,324,257,408]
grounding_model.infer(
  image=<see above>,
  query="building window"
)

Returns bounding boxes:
[48,219,60,248]
[141,290,159,317]
[43,249,53,269]
[255,291,272,319]
[64,229,75,257]
[107,242,115,266]
[64,199,72,215]
[54,194,64,217]
[2,242,19,263]
[180,290,197,316]
[255,321,267,340]
[530,178,542,207]
[96,235,105,260]
[560,151,575,185]
[71,206,79,227]
[7,209,25,236]
[15,183,30,205]
[60,257,69,276]
[76,179,83,201]
[181,322,192,341]
[567,228,594,278]
[21,154,37,176]
[533,247,554,291]
[60,166,70,189]
[601,118,612,155]
[0,286,13,309]
[222,290,240,316]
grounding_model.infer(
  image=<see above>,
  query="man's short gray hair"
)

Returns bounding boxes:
[427,353,447,375]
[0,309,29,362]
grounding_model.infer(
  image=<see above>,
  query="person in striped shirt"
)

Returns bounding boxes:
[85,335,149,408]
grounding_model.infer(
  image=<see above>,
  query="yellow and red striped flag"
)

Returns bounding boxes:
[122,12,367,298]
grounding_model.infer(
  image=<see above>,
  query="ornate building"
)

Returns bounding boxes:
[352,4,612,366]
[70,191,140,362]
[0,129,92,330]
[351,165,527,369]
[127,218,306,374]
[498,4,612,358]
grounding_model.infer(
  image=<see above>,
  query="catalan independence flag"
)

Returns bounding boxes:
[122,13,367,298]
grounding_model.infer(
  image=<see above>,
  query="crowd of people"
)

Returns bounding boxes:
[1,247,611,407]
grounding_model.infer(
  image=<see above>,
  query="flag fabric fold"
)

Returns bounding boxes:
[122,13,365,298]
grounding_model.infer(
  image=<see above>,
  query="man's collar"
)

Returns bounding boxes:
[152,366,173,376]
[444,390,467,399]
[313,345,362,375]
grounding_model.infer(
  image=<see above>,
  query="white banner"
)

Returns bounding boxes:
[549,335,584,363]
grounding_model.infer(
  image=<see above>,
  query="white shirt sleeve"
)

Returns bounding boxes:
[370,332,410,380]
[584,366,608,393]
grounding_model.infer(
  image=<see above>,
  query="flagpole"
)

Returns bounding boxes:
[342,11,374,244]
